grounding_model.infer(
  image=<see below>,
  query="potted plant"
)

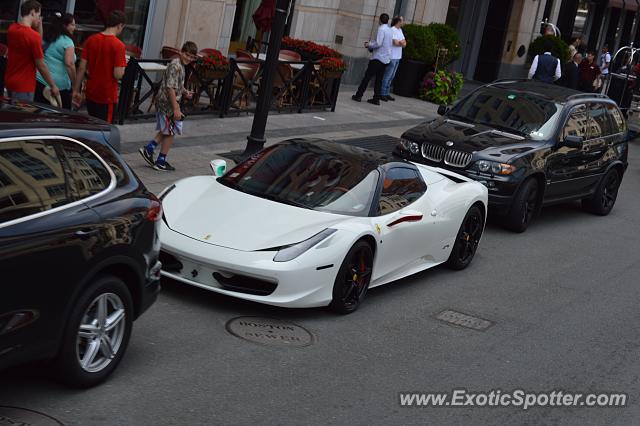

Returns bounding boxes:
[393,24,436,97]
[319,57,346,79]
[419,69,464,105]
[281,37,342,61]
[195,50,230,81]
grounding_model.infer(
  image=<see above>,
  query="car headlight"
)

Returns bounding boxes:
[273,228,337,262]
[400,139,420,155]
[474,160,516,175]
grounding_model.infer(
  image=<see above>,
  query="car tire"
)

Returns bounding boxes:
[329,241,374,314]
[446,205,484,270]
[503,178,539,233]
[582,168,620,216]
[53,275,133,388]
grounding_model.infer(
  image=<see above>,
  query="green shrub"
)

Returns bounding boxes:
[529,35,570,63]
[426,23,461,65]
[403,24,437,64]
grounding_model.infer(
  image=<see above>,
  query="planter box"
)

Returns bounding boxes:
[393,59,428,97]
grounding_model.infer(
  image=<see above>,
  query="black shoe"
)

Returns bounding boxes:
[153,160,176,171]
[352,95,362,102]
[139,146,155,167]
[379,96,388,102]
[367,98,380,105]
[386,95,396,101]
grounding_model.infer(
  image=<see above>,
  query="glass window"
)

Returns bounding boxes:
[378,168,427,216]
[74,0,150,53]
[588,104,611,139]
[605,104,625,134]
[563,105,588,140]
[449,87,563,140]
[0,139,70,224]
[219,142,382,216]
[57,140,111,198]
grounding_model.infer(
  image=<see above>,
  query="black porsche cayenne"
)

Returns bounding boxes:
[0,100,161,387]
[397,80,629,232]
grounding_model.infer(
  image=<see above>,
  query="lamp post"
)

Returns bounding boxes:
[242,0,291,158]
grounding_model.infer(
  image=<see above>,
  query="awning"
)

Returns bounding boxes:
[609,0,640,11]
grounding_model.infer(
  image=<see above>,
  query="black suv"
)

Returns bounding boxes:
[396,80,629,232]
[0,100,161,387]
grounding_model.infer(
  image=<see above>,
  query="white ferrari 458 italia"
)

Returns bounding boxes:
[159,139,488,313]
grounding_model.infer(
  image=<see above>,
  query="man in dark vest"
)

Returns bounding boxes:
[528,39,561,83]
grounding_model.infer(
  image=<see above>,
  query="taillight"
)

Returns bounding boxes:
[146,199,163,222]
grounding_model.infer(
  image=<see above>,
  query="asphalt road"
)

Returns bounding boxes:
[2,142,639,426]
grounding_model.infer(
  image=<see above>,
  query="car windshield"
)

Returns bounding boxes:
[448,87,563,140]
[218,142,381,216]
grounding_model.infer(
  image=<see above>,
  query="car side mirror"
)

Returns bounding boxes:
[210,159,227,176]
[437,105,450,116]
[563,135,584,149]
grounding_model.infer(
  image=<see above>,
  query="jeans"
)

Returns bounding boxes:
[7,91,35,102]
[355,59,388,100]
[381,59,400,96]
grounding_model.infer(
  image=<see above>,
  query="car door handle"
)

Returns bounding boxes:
[387,213,423,227]
[75,228,99,238]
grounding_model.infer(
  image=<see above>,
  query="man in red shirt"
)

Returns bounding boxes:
[72,10,127,123]
[5,0,59,102]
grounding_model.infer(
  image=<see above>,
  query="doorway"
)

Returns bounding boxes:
[473,0,513,82]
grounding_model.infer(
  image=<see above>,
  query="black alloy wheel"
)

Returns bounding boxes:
[504,178,539,233]
[446,205,484,270]
[330,241,374,314]
[582,168,620,216]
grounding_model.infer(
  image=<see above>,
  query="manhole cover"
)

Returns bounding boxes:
[226,317,313,347]
[0,407,64,426]
[435,309,494,331]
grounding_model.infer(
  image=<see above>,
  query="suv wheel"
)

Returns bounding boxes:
[582,168,620,215]
[54,275,133,388]
[504,178,539,233]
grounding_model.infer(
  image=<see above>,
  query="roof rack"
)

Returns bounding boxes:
[566,93,610,100]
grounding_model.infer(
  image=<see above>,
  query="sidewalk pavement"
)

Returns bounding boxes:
[118,84,439,194]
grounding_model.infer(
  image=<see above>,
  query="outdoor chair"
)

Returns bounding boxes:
[272,63,297,108]
[279,50,301,61]
[236,49,254,59]
[231,58,260,110]
[161,46,181,59]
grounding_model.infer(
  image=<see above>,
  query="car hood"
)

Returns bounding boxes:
[403,117,542,158]
[162,176,345,252]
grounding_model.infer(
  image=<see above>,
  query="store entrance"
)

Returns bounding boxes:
[473,0,512,82]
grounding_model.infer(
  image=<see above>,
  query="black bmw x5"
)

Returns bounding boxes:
[397,80,629,232]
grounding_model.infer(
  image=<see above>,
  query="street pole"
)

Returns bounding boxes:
[242,0,291,158]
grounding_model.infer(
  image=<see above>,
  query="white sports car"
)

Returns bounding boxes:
[159,139,488,313]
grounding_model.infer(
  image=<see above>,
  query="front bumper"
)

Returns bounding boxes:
[158,224,341,308]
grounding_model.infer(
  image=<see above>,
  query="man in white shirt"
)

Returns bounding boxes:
[380,15,406,101]
[600,44,611,75]
[353,13,393,105]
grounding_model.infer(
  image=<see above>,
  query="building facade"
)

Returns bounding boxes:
[3,1,639,84]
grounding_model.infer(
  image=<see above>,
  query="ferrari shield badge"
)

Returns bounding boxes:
[375,224,381,234]
[204,234,212,240]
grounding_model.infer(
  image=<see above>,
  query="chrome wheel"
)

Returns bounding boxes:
[76,293,126,373]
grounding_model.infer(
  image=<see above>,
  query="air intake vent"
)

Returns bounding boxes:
[444,149,472,168]
[421,143,445,162]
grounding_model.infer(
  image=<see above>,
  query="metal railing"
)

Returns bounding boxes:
[117,57,341,124]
